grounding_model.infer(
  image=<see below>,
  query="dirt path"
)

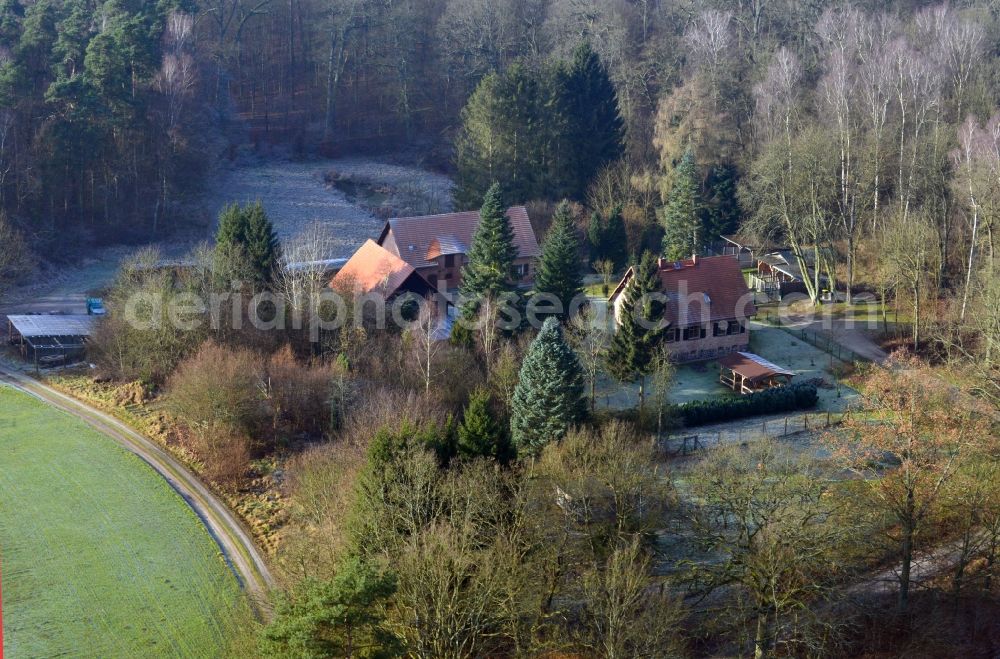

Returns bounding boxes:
[0,366,275,615]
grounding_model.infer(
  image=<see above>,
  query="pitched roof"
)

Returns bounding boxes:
[610,255,755,325]
[758,250,806,281]
[718,351,796,382]
[378,206,540,270]
[331,239,429,297]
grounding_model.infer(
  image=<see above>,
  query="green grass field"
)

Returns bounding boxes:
[0,385,243,658]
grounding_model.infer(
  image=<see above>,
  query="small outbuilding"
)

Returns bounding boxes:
[718,351,795,395]
[7,314,98,366]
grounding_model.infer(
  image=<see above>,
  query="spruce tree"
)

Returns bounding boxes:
[534,200,583,317]
[587,210,605,261]
[553,42,625,200]
[703,163,741,240]
[243,201,281,284]
[455,65,545,207]
[215,201,280,286]
[606,251,666,412]
[460,183,518,313]
[457,388,505,459]
[660,150,702,260]
[510,317,586,457]
[603,205,629,270]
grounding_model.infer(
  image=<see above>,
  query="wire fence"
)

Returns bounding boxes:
[751,309,871,365]
[656,409,847,457]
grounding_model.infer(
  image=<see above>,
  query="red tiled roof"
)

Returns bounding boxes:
[610,255,755,324]
[378,206,540,270]
[331,239,426,297]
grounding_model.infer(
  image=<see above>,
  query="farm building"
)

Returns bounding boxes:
[330,239,438,300]
[376,206,540,290]
[609,255,756,363]
[718,351,795,394]
[6,314,98,367]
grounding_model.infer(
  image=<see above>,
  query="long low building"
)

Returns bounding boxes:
[6,314,98,365]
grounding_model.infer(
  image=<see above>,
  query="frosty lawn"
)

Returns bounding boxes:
[594,324,859,412]
[0,385,242,658]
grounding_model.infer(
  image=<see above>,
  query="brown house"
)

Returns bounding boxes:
[609,255,756,363]
[376,206,541,290]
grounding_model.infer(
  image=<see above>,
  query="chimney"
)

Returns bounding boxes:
[658,257,668,270]
[692,253,698,265]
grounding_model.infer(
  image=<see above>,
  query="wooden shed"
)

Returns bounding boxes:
[718,351,795,395]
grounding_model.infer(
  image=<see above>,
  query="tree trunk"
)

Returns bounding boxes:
[899,495,915,613]
[638,375,645,416]
[754,611,770,659]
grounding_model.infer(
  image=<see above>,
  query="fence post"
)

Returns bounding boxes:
[762,420,767,436]
[826,411,831,427]
[784,416,788,436]
[804,413,809,430]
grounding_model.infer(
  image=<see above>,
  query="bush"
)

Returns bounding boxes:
[678,383,819,426]
[167,341,267,438]
[187,423,252,486]
[265,345,341,438]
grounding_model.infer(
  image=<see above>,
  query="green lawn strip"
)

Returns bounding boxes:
[40,374,267,586]
[0,385,243,658]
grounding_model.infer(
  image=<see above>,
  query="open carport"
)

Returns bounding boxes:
[6,314,97,367]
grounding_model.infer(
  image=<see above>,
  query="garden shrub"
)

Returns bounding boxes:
[678,382,819,426]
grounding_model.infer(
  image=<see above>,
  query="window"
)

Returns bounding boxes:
[713,322,725,337]
[739,323,746,334]
[665,328,678,343]
[444,254,455,268]
[683,326,704,341]
[727,320,741,335]
[513,263,528,279]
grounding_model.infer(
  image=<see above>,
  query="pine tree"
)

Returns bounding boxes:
[510,317,586,457]
[457,388,505,459]
[552,42,625,200]
[606,251,666,412]
[660,150,702,260]
[262,557,401,658]
[460,183,518,311]
[534,200,583,317]
[215,201,280,286]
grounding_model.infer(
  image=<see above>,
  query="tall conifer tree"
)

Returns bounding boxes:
[510,317,586,457]
[460,183,518,305]
[534,200,583,317]
[455,65,544,207]
[661,150,702,260]
[216,201,280,285]
[553,42,625,200]
[606,251,666,412]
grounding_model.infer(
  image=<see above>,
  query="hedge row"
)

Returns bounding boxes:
[678,382,819,426]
